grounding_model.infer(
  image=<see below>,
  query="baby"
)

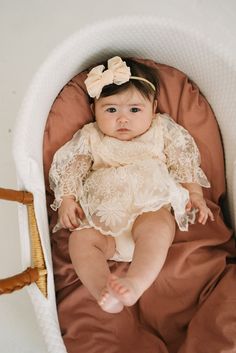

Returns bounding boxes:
[49,56,214,313]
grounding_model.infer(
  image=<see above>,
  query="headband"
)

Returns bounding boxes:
[84,56,156,99]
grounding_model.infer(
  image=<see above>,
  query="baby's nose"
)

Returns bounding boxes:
[117,114,128,123]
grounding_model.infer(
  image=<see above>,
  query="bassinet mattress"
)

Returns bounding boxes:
[43,60,236,353]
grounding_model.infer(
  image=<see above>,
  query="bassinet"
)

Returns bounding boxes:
[0,16,236,353]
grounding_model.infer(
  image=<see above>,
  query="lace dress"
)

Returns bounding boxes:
[49,114,210,261]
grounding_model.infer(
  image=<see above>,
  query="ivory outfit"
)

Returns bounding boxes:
[49,114,210,262]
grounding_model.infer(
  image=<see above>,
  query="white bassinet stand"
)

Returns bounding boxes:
[0,16,236,353]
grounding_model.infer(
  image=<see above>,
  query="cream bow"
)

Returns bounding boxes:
[84,56,131,99]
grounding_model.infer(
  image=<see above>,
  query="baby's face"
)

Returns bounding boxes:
[93,87,157,141]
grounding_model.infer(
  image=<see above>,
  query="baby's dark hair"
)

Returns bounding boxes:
[98,58,160,101]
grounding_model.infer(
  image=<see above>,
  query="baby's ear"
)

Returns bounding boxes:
[153,99,158,112]
[90,103,95,115]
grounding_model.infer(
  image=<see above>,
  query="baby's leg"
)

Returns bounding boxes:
[69,228,122,313]
[108,208,175,306]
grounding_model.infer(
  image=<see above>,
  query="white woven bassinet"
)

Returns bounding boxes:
[7,16,236,353]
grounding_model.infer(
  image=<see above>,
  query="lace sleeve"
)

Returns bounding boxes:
[49,129,93,211]
[162,115,210,187]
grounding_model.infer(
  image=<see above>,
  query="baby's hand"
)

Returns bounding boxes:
[58,196,85,230]
[186,192,214,225]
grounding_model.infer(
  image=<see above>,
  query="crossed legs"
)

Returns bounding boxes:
[69,208,175,313]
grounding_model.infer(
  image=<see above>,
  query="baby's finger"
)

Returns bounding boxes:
[76,205,85,220]
[198,210,208,224]
[201,214,208,225]
[69,212,80,228]
[185,200,192,212]
[61,214,74,229]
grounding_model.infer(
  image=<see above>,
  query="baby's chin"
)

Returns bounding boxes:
[110,132,139,141]
[104,128,150,141]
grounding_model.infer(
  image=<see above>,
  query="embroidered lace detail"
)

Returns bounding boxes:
[49,128,93,210]
[162,115,210,187]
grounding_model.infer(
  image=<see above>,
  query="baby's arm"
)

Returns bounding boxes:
[182,183,214,225]
[58,195,85,229]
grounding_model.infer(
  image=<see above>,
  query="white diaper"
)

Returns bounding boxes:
[109,224,134,262]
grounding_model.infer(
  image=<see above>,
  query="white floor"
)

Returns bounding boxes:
[0,1,236,352]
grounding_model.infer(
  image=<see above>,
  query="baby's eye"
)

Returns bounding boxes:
[106,107,117,113]
[130,107,141,113]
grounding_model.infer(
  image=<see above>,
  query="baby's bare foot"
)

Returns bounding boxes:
[98,287,124,314]
[108,274,142,307]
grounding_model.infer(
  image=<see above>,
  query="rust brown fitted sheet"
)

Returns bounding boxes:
[44,60,236,353]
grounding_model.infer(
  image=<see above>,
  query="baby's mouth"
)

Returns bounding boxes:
[117,128,130,132]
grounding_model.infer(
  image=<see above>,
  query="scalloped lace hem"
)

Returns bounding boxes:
[52,203,197,234]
